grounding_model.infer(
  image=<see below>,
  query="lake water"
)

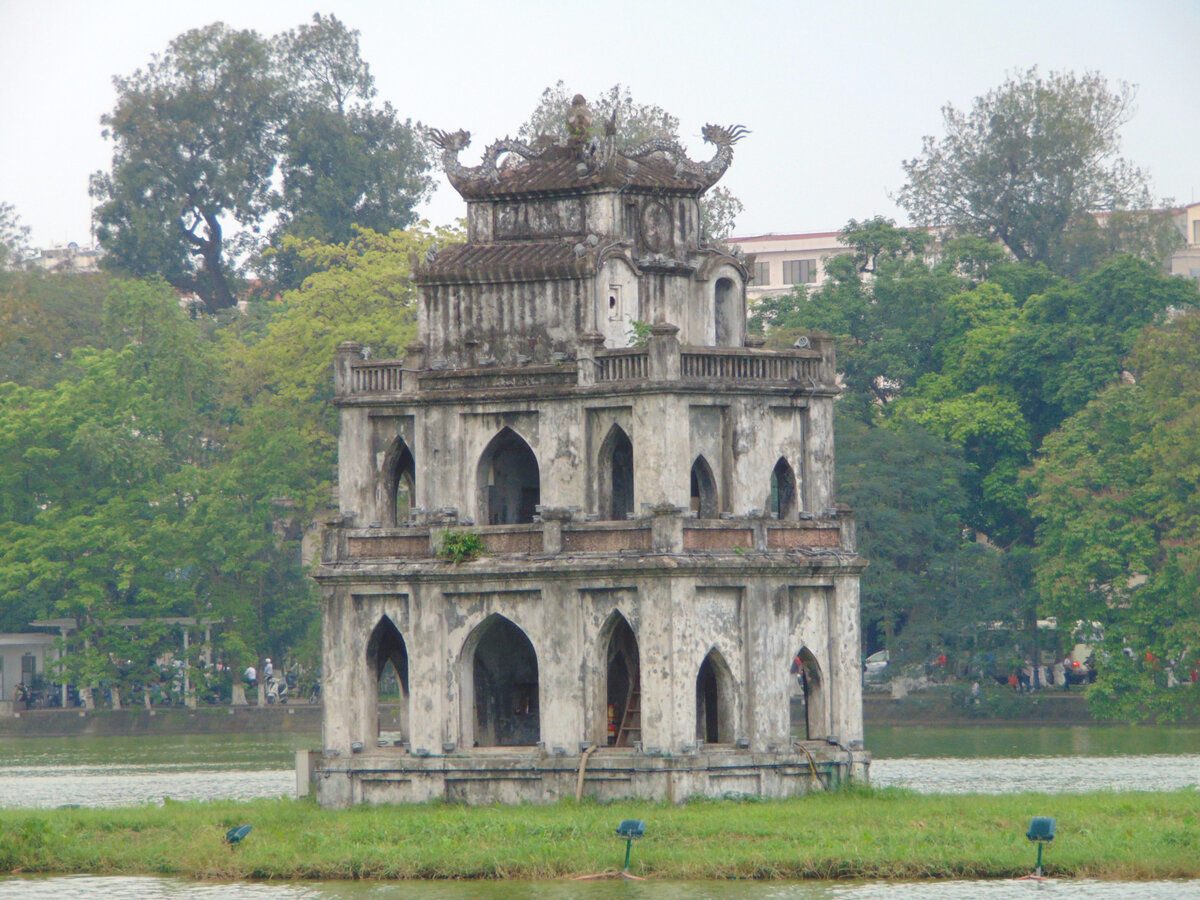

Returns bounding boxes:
[1,726,1196,807]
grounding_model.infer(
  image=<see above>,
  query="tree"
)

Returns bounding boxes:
[268,15,433,288]
[0,278,220,694]
[518,81,681,149]
[898,68,1151,273]
[0,268,113,388]
[92,16,435,308]
[0,201,31,268]
[1026,311,1200,721]
[91,24,280,310]
[517,83,743,242]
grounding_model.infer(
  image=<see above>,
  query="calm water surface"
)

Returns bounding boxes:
[2,876,1200,899]
[0,727,1197,806]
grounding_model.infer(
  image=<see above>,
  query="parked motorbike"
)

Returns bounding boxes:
[265,675,289,704]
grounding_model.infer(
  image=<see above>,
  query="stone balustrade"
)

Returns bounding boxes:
[337,342,833,398]
[331,512,851,564]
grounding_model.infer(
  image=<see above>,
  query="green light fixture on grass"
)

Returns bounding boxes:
[616,819,645,873]
[1025,816,1055,878]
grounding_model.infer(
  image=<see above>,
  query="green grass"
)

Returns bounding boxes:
[2,788,1198,881]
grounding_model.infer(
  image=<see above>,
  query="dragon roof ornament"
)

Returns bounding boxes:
[428,100,748,195]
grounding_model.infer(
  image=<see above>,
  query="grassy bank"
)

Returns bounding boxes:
[2,788,1198,881]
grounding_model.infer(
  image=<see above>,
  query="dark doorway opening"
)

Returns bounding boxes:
[769,457,797,520]
[690,456,718,519]
[695,649,733,743]
[478,428,540,525]
[366,616,409,743]
[471,616,539,746]
[604,615,641,747]
[390,440,415,525]
[791,646,824,741]
[599,426,634,520]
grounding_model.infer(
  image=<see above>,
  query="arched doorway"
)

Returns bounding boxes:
[690,456,718,519]
[599,425,634,521]
[714,277,736,346]
[769,457,798,520]
[603,613,640,747]
[366,616,409,744]
[695,648,734,744]
[791,646,826,741]
[465,615,539,747]
[389,439,415,526]
[477,428,540,525]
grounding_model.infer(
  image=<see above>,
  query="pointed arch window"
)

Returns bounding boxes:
[696,648,734,744]
[791,646,826,741]
[464,615,539,747]
[602,613,640,747]
[599,425,634,520]
[390,440,415,526]
[478,428,540,525]
[366,616,409,744]
[769,457,798,520]
[690,456,718,519]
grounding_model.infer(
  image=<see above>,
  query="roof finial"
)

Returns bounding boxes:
[566,94,592,146]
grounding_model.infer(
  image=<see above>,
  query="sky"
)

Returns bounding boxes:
[2,0,1198,249]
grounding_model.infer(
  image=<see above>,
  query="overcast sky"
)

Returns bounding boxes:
[2,0,1198,248]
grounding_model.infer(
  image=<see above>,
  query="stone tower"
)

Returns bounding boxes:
[312,102,868,806]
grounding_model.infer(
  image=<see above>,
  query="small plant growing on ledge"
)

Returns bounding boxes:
[627,320,652,347]
[437,530,484,563]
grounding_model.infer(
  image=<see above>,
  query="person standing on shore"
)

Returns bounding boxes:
[244,664,257,689]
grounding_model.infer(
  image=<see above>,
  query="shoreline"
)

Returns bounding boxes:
[1,790,1197,881]
[0,692,1113,739]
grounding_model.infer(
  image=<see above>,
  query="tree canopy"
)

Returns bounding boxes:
[753,204,1198,711]
[91,15,433,309]
[897,68,1160,274]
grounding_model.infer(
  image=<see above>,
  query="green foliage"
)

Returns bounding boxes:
[437,530,484,564]
[91,23,280,309]
[626,319,652,347]
[898,67,1151,273]
[0,268,113,387]
[91,16,434,307]
[1026,310,1200,720]
[518,81,680,148]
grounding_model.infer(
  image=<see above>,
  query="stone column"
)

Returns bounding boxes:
[576,332,605,387]
[402,341,426,396]
[334,341,363,397]
[827,574,864,746]
[648,323,680,382]
[651,504,684,553]
[538,507,571,554]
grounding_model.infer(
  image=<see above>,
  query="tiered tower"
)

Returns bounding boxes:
[312,100,867,806]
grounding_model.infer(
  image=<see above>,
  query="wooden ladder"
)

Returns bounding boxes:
[616,687,641,747]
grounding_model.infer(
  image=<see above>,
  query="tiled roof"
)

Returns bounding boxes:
[414,241,593,283]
